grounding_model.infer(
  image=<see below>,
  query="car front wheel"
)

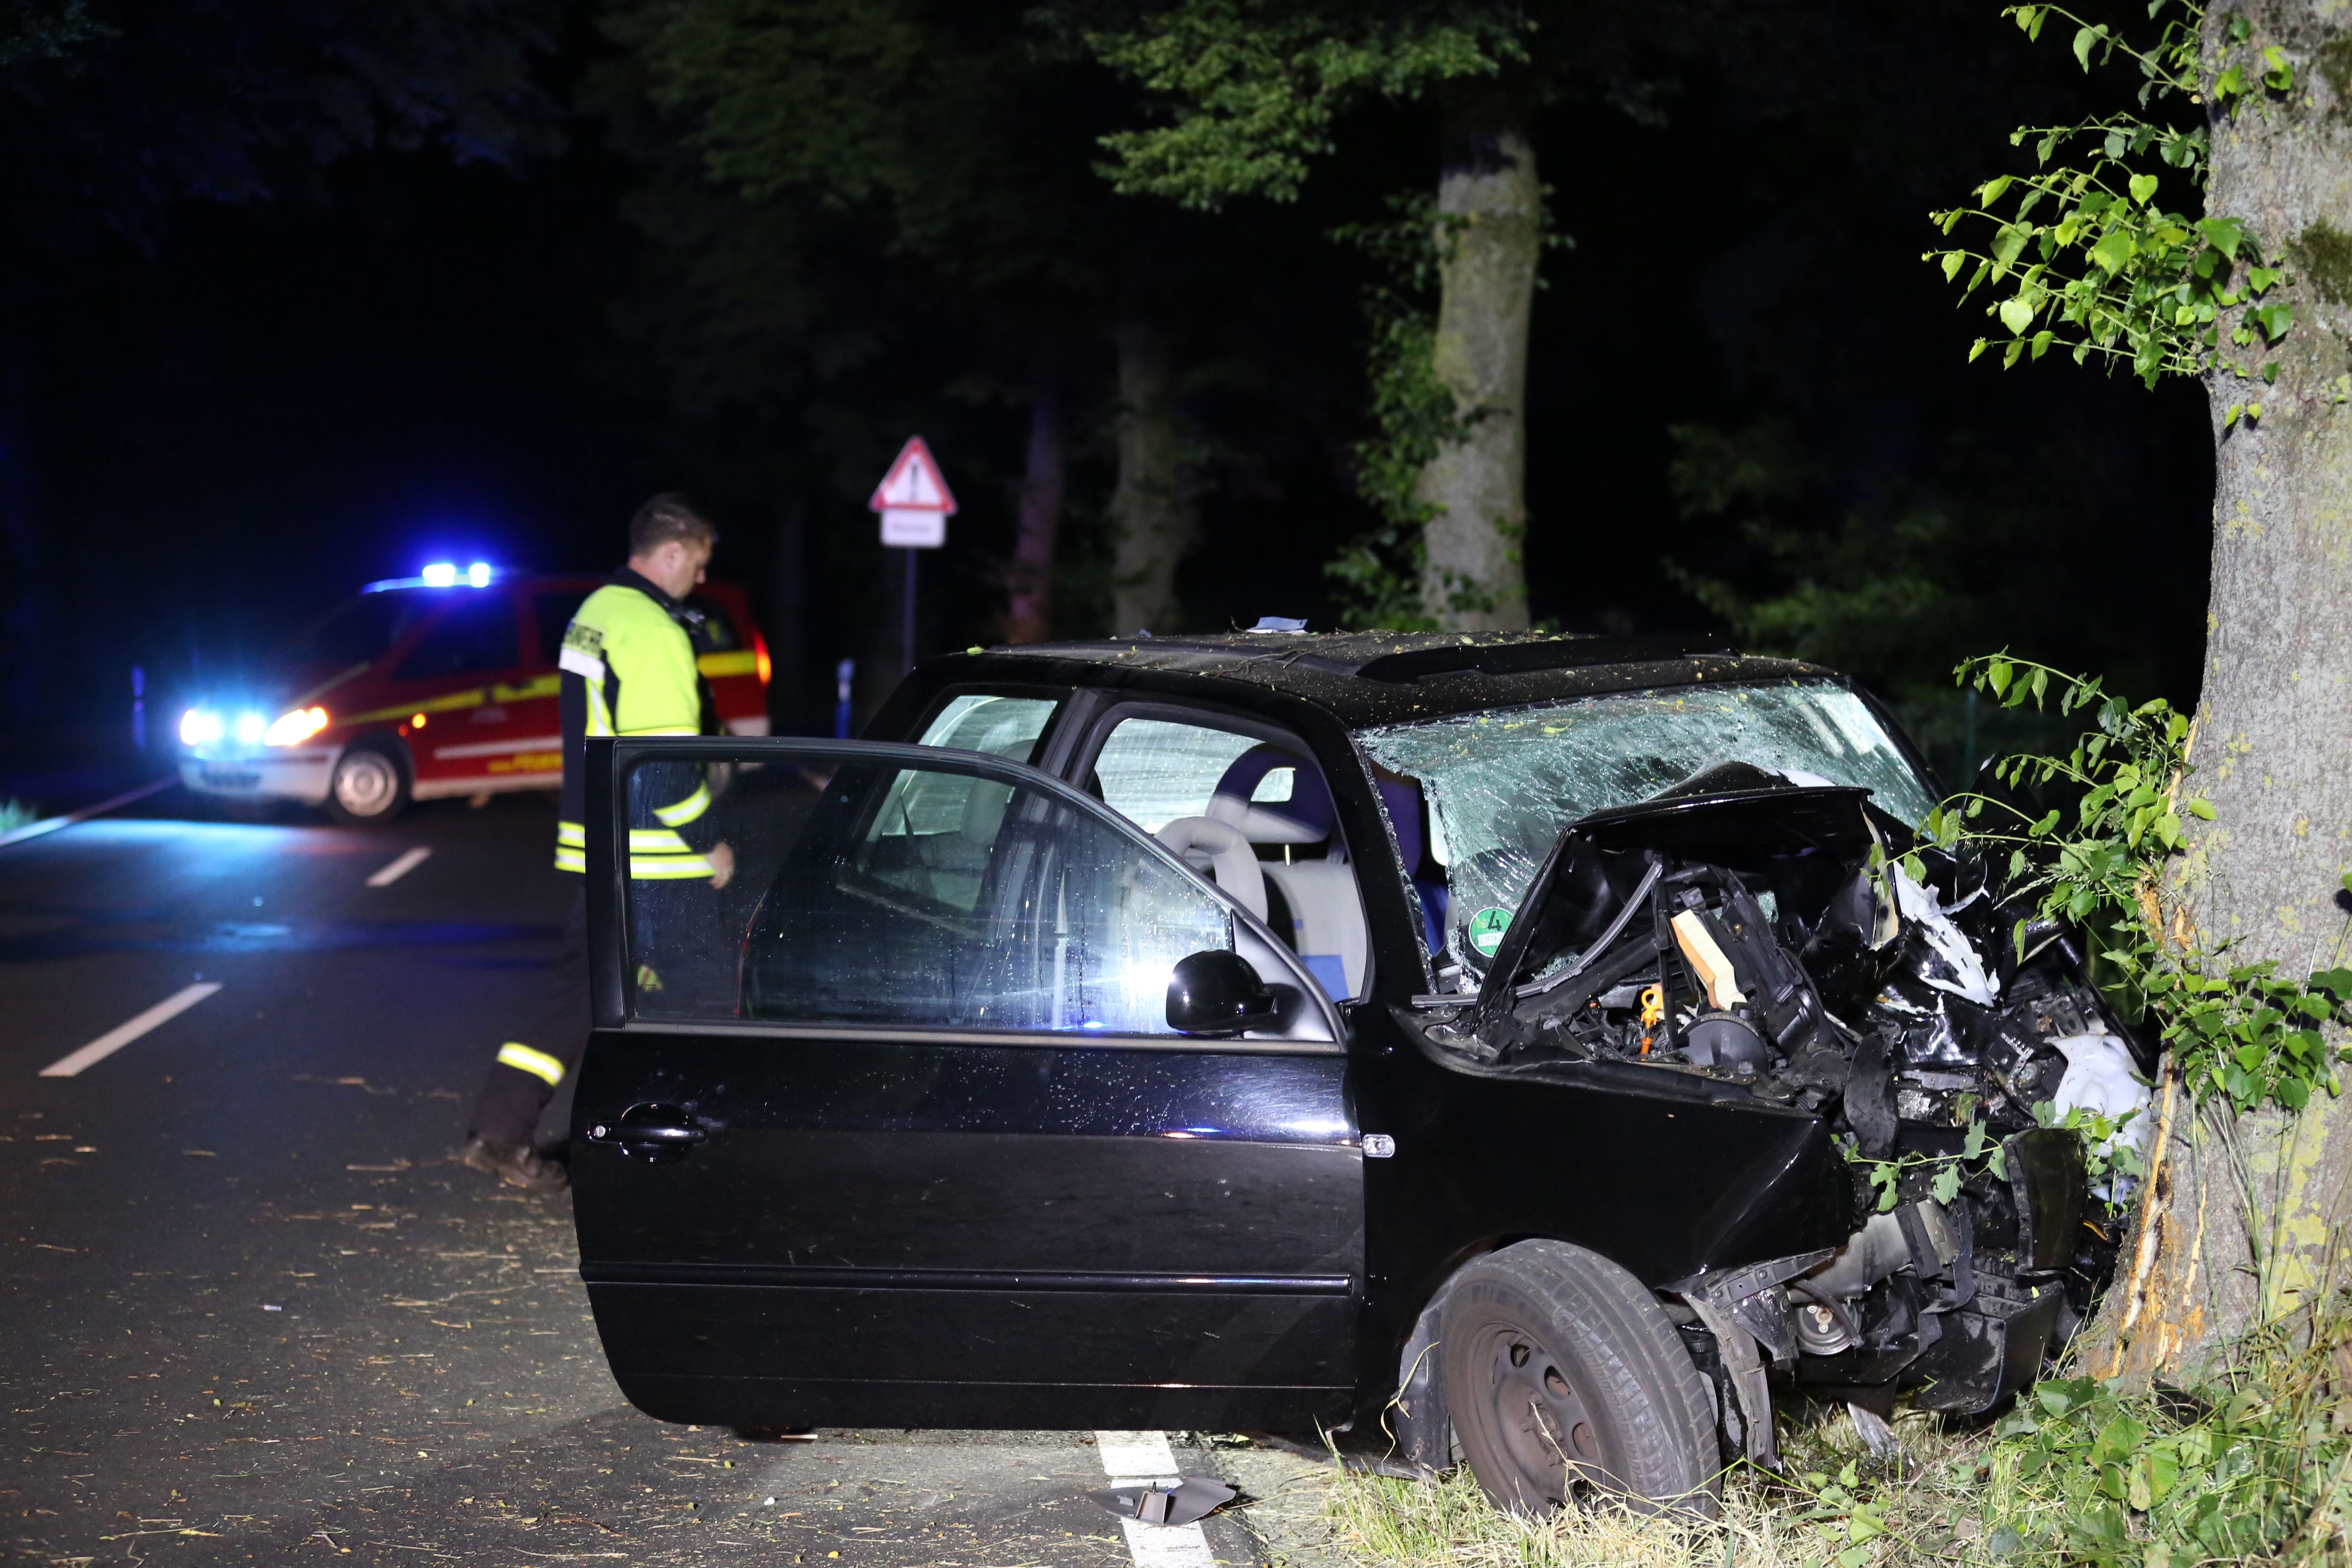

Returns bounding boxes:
[324,741,409,824]
[1440,1240,1720,1517]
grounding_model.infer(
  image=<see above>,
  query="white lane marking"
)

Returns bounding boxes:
[365,846,432,886]
[1094,1431,1216,1568]
[40,983,224,1078]
[0,777,176,851]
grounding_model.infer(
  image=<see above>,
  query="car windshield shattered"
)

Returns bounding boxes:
[1357,681,1936,981]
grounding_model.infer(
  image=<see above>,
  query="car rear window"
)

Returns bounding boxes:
[395,594,520,682]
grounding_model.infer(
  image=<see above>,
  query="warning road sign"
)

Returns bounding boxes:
[869,436,957,548]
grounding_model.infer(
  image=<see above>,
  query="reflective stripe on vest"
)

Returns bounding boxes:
[495,1042,566,1087]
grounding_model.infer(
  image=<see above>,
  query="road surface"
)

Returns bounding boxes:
[0,789,1340,1566]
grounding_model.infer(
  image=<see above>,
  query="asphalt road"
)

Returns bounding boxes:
[0,788,1339,1567]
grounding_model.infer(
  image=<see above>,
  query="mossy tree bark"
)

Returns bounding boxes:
[1416,98,1539,633]
[2089,0,2352,1383]
[1109,321,1195,636]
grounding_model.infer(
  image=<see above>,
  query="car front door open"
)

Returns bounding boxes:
[569,737,1364,1433]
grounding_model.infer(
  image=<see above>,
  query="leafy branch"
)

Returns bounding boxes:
[1918,656,2352,1116]
[1926,2,2296,391]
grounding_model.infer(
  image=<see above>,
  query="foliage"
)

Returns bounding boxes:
[0,799,32,835]
[1664,421,1987,697]
[1919,656,2352,1117]
[1927,2,2296,391]
[1976,1309,2352,1565]
[1317,193,1475,630]
[1085,0,1525,210]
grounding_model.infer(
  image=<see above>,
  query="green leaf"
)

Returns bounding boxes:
[1941,249,1965,283]
[2087,227,2134,275]
[2250,301,2294,341]
[1998,294,2036,333]
[1932,1163,1962,1205]
[2072,24,2100,70]
[2201,216,2245,257]
[2129,172,2159,205]
[2263,46,2293,91]
[2090,1414,2148,1465]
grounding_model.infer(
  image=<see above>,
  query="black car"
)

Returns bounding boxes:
[568,630,2127,1515]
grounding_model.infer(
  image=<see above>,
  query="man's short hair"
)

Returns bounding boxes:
[629,493,719,557]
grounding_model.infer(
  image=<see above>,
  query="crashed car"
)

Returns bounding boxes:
[565,630,2146,1515]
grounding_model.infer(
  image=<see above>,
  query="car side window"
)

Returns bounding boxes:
[624,750,1236,1034]
[1086,713,1372,1002]
[396,595,519,682]
[917,693,1058,764]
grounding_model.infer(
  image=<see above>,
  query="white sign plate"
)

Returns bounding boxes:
[879,507,947,548]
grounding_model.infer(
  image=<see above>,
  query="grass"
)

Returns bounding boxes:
[1323,1401,1996,1567]
[1320,1310,2352,1566]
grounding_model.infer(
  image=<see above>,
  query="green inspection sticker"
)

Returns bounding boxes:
[1466,906,1512,958]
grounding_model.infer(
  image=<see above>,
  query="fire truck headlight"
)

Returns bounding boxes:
[234,712,267,746]
[263,706,329,747]
[180,708,224,747]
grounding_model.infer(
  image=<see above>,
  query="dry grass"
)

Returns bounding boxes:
[1320,1401,2003,1568]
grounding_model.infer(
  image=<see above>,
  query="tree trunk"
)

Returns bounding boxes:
[1109,321,1194,636]
[1416,107,1538,633]
[2087,0,2352,1384]
[1003,370,1066,644]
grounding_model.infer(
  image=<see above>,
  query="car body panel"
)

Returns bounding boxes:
[572,738,1363,1431]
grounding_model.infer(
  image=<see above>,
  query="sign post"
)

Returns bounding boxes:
[868,436,958,677]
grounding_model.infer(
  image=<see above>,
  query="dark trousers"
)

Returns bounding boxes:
[467,883,590,1147]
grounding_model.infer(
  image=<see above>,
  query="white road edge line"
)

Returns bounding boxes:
[39,983,224,1078]
[1094,1430,1216,1568]
[366,846,432,887]
[0,777,176,851]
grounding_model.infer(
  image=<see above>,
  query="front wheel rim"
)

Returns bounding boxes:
[1469,1320,1602,1510]
[335,753,399,816]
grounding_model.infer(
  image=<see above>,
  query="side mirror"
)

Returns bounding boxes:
[1167,949,1287,1037]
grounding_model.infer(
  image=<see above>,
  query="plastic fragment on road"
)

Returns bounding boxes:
[1087,1477,1236,1527]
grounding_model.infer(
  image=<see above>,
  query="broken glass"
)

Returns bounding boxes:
[1356,681,1936,977]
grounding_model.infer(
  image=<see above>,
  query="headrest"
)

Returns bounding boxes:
[1210,746,1335,844]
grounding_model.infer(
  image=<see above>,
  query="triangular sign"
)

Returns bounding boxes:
[868,436,958,514]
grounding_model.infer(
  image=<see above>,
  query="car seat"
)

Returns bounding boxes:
[1198,746,1369,1000]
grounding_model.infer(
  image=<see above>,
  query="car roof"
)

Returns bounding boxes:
[922,630,1833,731]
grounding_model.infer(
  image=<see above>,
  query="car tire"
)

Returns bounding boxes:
[323,740,410,825]
[1439,1240,1720,1517]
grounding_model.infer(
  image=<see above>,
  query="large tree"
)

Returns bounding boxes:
[1937,0,2352,1377]
[1084,0,1662,631]
[2105,0,2352,1377]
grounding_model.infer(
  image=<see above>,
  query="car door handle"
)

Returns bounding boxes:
[586,1103,708,1162]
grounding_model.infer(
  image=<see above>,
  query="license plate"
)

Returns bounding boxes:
[201,766,261,789]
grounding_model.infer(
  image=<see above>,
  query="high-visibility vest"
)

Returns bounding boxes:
[552,572,716,878]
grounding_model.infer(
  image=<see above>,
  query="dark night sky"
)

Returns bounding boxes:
[11,0,2214,774]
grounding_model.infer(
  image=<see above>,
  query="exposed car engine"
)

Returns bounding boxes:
[1426,762,2150,1447]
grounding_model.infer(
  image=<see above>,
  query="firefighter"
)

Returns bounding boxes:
[458,494,735,1189]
